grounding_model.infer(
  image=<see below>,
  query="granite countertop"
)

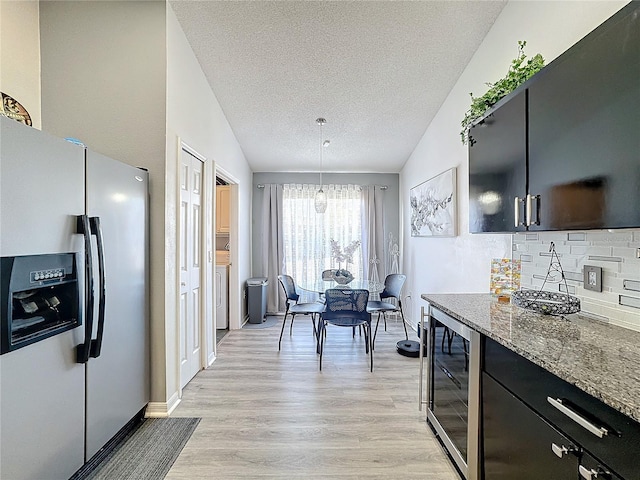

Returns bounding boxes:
[421,293,640,423]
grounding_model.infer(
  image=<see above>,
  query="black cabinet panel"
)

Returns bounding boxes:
[528,2,640,230]
[482,372,578,479]
[468,2,640,233]
[468,90,527,233]
[484,336,640,480]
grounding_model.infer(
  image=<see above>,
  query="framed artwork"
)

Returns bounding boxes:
[410,167,456,237]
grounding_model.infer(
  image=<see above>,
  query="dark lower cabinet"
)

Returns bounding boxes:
[482,337,639,480]
[482,373,578,479]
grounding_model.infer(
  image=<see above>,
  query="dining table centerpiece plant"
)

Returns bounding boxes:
[329,239,360,283]
[460,41,545,145]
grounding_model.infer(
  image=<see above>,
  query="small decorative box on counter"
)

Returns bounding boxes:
[490,258,521,298]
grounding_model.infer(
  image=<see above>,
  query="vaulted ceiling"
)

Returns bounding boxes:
[170,1,507,173]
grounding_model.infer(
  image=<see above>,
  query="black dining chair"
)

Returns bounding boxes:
[366,273,408,347]
[277,275,325,351]
[319,288,373,372]
[321,269,337,280]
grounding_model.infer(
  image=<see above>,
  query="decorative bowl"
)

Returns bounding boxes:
[333,270,353,285]
[511,289,580,316]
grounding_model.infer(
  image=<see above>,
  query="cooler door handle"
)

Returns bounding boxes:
[76,215,94,364]
[89,216,106,358]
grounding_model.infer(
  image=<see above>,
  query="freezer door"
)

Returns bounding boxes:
[0,117,85,479]
[0,116,84,256]
[84,150,149,460]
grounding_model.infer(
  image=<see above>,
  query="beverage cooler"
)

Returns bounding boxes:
[0,116,149,479]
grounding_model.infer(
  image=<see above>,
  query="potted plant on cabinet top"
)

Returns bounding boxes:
[460,41,545,145]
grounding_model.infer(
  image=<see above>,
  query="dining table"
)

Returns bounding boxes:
[298,278,384,295]
[298,277,384,354]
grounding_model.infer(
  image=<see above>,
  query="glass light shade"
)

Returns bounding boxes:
[315,188,327,213]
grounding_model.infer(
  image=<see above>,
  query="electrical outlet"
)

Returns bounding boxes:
[583,265,602,292]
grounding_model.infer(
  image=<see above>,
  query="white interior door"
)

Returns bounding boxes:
[179,149,203,389]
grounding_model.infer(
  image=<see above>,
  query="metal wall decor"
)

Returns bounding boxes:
[1,92,32,126]
[512,242,581,316]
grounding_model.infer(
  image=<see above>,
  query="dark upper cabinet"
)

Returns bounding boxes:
[468,90,527,233]
[528,2,640,231]
[468,2,640,233]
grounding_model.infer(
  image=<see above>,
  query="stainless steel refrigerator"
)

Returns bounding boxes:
[0,116,149,479]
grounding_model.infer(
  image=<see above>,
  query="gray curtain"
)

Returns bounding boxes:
[361,185,386,291]
[261,184,285,313]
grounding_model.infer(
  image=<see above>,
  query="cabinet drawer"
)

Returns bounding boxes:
[483,373,579,479]
[484,337,640,480]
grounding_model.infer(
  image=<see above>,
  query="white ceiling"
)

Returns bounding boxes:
[170,1,507,173]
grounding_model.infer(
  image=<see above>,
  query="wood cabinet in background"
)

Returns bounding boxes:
[216,185,230,234]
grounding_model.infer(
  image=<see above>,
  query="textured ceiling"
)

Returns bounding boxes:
[170,1,506,173]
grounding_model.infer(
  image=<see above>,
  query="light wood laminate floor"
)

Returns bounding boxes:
[167,315,459,479]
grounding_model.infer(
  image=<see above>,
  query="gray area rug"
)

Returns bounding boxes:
[85,417,200,480]
[242,315,279,329]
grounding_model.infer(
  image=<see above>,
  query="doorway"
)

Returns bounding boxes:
[215,177,230,344]
[214,165,240,346]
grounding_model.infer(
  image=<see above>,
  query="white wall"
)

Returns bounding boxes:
[400,1,629,329]
[22,1,253,415]
[0,0,41,128]
[166,5,253,407]
[38,0,171,408]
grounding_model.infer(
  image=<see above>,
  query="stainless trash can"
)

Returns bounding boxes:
[247,277,268,324]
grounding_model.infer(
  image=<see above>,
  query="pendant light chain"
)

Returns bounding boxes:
[319,119,323,189]
[315,117,328,213]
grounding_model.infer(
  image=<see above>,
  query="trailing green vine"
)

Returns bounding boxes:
[461,41,545,144]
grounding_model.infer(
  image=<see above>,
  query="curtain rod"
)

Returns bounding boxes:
[256,184,388,190]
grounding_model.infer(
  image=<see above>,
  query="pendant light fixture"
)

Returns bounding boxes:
[314,117,328,213]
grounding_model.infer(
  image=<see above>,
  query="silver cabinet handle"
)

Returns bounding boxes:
[526,194,541,226]
[579,465,598,479]
[579,465,611,479]
[551,443,572,458]
[547,397,608,438]
[514,197,521,227]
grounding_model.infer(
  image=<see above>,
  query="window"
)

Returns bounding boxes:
[282,184,363,291]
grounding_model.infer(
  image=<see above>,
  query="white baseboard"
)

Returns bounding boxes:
[145,391,181,418]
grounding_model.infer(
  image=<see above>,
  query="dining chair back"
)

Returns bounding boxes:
[321,269,337,280]
[319,288,373,371]
[366,273,408,345]
[277,275,324,351]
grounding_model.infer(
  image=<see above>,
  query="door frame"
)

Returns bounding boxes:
[176,140,212,393]
[214,165,240,346]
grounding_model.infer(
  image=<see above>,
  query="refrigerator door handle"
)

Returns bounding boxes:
[76,215,95,364]
[89,216,106,359]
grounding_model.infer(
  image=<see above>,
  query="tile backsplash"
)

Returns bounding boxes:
[513,230,640,332]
